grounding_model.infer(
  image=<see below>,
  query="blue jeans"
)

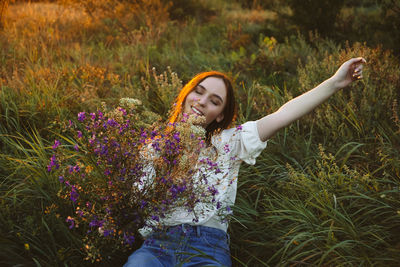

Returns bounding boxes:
[124,224,232,267]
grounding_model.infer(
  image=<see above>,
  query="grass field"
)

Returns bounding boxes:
[1,0,399,266]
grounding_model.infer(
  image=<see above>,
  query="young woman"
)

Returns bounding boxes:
[124,57,366,266]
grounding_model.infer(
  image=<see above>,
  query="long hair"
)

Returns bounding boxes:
[168,71,236,140]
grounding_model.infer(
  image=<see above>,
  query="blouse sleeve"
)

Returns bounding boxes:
[213,121,268,165]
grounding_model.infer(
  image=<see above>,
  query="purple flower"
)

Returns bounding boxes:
[73,164,80,172]
[89,218,103,228]
[90,112,96,120]
[58,176,64,183]
[74,144,79,151]
[77,112,86,122]
[118,108,127,115]
[208,185,218,196]
[151,215,159,222]
[216,201,221,209]
[224,144,230,153]
[140,200,147,209]
[68,165,74,174]
[236,125,243,131]
[66,217,75,229]
[76,210,84,217]
[103,229,113,237]
[47,154,59,172]
[107,118,118,127]
[70,186,79,203]
[173,132,180,142]
[100,145,108,155]
[123,233,135,246]
[181,113,189,122]
[52,140,61,150]
[77,131,82,138]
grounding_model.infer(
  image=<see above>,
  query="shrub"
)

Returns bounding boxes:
[286,0,346,38]
[0,0,13,29]
[163,0,216,22]
[63,0,170,32]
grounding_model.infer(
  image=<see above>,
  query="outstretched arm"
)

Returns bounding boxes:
[257,57,366,142]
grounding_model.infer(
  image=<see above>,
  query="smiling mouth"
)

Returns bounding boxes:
[191,106,204,116]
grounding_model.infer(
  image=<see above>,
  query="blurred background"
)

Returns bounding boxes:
[1,0,399,266]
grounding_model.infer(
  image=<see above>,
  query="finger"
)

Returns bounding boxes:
[353,68,362,75]
[348,58,367,69]
[352,72,363,80]
[354,57,367,64]
[354,64,363,72]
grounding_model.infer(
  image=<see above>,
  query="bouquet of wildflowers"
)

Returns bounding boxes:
[48,98,220,261]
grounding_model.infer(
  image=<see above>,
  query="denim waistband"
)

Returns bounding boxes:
[166,224,228,239]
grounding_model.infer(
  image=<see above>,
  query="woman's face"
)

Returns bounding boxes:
[183,76,227,127]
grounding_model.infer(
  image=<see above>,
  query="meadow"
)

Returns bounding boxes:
[0,0,399,266]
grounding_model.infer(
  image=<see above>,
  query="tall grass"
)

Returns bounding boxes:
[1,1,399,266]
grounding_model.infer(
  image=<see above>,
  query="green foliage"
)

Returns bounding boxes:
[231,140,400,266]
[233,0,275,9]
[286,0,346,38]
[337,0,400,56]
[164,0,217,22]
[1,0,400,266]
[297,43,400,146]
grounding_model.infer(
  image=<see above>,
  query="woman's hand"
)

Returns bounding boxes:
[330,57,366,89]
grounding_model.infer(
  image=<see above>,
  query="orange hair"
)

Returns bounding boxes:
[168,71,237,139]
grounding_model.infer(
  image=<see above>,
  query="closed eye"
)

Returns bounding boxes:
[195,86,204,94]
[211,99,219,105]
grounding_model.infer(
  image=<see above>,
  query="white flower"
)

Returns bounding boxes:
[119,98,142,108]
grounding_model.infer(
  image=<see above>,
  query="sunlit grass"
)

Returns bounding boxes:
[0,0,399,266]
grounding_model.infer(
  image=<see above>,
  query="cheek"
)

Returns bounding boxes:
[183,94,193,109]
[208,106,224,121]
[184,93,196,105]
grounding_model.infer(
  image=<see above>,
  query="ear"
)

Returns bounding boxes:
[216,113,224,123]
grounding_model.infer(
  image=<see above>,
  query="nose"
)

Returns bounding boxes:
[197,95,207,106]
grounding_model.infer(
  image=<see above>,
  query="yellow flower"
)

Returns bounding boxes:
[24,243,30,250]
[85,165,93,174]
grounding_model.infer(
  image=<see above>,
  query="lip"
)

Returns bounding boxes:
[191,106,204,116]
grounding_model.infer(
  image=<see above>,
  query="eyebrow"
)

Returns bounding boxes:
[197,84,224,103]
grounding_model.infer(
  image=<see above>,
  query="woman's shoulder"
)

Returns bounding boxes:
[213,121,258,141]
[211,121,262,150]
